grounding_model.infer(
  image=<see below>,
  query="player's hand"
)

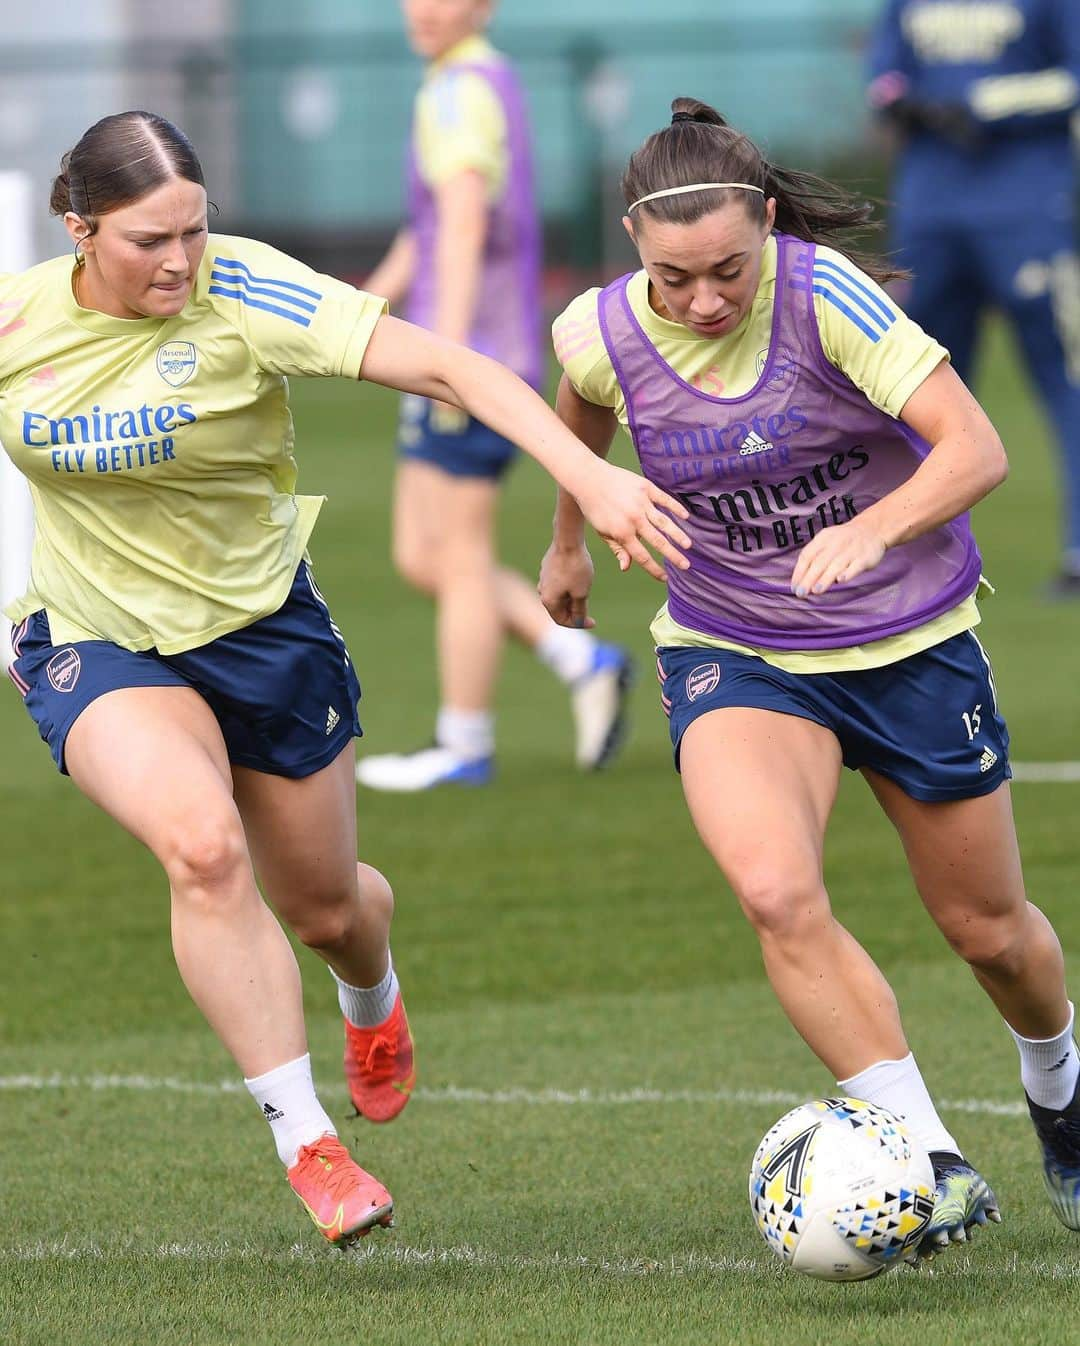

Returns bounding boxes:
[573,460,691,582]
[884,96,983,150]
[790,518,887,598]
[539,541,597,628]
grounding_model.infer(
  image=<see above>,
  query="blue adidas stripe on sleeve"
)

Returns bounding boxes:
[209,255,322,328]
[791,254,897,343]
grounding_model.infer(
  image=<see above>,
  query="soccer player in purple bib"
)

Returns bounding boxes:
[2,111,688,1247]
[543,99,1080,1256]
[356,0,635,793]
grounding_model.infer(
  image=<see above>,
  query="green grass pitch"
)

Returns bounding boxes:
[2,324,1079,1344]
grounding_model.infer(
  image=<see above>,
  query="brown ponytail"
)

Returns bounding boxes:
[623,98,905,286]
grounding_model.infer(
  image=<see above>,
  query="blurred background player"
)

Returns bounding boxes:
[3,111,688,1248]
[867,0,1080,596]
[541,99,1080,1254]
[355,0,635,793]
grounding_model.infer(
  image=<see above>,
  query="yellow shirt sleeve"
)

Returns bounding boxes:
[206,236,387,380]
[551,288,619,407]
[812,245,948,417]
[415,68,507,198]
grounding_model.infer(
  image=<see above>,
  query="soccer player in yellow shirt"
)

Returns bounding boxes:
[2,110,688,1246]
[542,98,1080,1254]
[356,0,636,793]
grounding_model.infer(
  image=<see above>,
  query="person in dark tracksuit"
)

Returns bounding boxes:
[867,0,1080,595]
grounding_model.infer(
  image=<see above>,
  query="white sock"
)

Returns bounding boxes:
[838,1053,961,1157]
[536,625,597,684]
[1008,1001,1080,1110]
[435,706,494,759]
[332,956,399,1029]
[244,1053,336,1167]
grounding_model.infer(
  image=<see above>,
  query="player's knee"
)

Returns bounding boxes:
[288,864,393,953]
[163,815,248,901]
[392,537,436,593]
[734,868,824,942]
[290,898,355,953]
[939,909,1023,973]
[439,525,495,575]
[357,862,394,921]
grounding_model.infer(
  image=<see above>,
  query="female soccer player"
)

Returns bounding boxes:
[355,0,635,793]
[2,110,688,1247]
[542,99,1080,1256]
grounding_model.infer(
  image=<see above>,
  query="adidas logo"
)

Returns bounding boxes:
[738,430,774,456]
[979,746,998,773]
[325,705,341,735]
[262,1101,284,1122]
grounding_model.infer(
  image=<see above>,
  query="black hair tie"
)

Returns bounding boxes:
[671,111,696,124]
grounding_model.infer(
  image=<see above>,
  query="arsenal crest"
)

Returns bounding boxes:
[686,663,721,702]
[46,647,81,693]
[156,341,198,388]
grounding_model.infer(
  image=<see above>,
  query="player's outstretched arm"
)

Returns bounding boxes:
[538,375,621,629]
[791,360,1008,598]
[358,315,691,582]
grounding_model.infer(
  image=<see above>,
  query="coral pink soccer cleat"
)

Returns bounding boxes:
[287,1134,393,1247]
[344,991,416,1123]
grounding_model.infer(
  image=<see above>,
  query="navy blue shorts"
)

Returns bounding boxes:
[656,631,1011,802]
[397,393,518,480]
[8,563,362,778]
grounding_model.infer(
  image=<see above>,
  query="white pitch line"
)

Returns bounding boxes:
[1011,761,1080,783]
[0,1238,771,1278]
[0,1074,1029,1117]
[2,1239,1078,1282]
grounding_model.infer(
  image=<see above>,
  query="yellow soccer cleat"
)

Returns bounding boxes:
[910,1157,1001,1262]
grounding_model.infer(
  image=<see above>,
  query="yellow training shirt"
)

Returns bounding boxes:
[552,236,983,673]
[414,34,508,200]
[0,234,385,653]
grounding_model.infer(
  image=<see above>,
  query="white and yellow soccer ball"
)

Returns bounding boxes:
[748,1096,935,1281]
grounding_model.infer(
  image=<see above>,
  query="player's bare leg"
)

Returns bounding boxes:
[680,707,999,1255]
[363,459,631,786]
[66,690,393,1241]
[494,566,635,769]
[358,461,496,789]
[865,775,1069,1037]
[234,746,415,1121]
[680,707,908,1075]
[867,773,1078,1233]
[66,685,307,1075]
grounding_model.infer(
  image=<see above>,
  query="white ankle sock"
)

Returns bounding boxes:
[244,1053,336,1167]
[1008,1001,1079,1110]
[536,625,596,684]
[838,1053,961,1156]
[332,956,399,1028]
[435,707,494,759]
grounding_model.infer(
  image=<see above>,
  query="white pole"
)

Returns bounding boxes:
[0,170,35,672]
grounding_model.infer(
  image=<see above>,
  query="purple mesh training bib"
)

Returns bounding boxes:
[407,56,542,390]
[598,233,982,649]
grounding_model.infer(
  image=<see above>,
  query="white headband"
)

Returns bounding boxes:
[628,182,765,213]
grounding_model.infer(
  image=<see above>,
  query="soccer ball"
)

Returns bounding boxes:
[748,1096,935,1281]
